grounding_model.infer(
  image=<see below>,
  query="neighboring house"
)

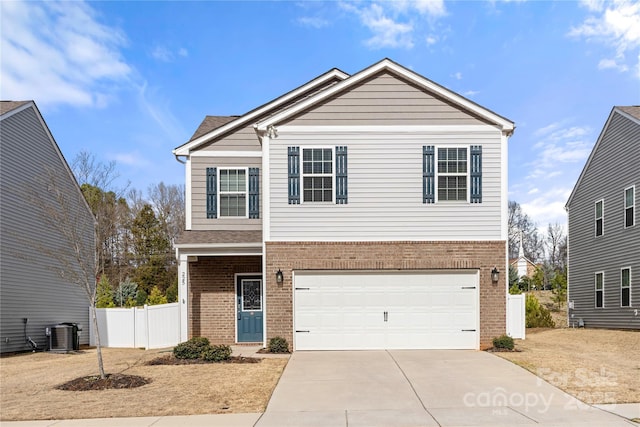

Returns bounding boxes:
[566,106,639,330]
[0,101,94,353]
[173,59,515,350]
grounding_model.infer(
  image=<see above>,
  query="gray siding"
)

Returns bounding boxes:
[190,156,262,231]
[269,127,504,241]
[0,106,94,352]
[199,125,261,152]
[567,111,640,329]
[284,72,492,126]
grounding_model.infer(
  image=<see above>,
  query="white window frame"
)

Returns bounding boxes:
[621,267,631,308]
[435,146,470,203]
[595,271,604,309]
[595,199,604,237]
[301,147,335,204]
[624,185,635,228]
[218,167,249,218]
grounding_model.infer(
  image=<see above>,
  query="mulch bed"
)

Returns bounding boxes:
[146,355,261,365]
[57,373,150,391]
[486,347,522,352]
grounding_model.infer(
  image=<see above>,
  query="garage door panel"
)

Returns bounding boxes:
[294,271,479,350]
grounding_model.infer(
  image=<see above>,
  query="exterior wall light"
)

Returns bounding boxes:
[491,267,500,284]
[275,269,284,285]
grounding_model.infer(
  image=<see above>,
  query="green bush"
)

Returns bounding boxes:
[526,294,556,328]
[492,334,514,350]
[268,336,289,353]
[202,344,232,362]
[173,337,211,359]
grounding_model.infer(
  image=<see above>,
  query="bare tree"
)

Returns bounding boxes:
[508,200,544,262]
[28,169,106,378]
[545,223,566,271]
[147,182,185,244]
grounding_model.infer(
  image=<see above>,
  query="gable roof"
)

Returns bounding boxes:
[1,100,94,219]
[190,115,238,141]
[565,106,640,209]
[0,100,31,117]
[256,58,514,134]
[173,67,349,156]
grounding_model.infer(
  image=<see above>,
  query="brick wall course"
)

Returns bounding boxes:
[265,241,506,350]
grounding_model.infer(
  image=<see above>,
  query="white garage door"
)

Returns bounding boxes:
[294,271,479,350]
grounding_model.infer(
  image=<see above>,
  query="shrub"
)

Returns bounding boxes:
[492,334,514,350]
[147,286,168,305]
[526,294,556,328]
[202,344,232,362]
[173,337,211,359]
[96,275,115,308]
[166,280,178,303]
[268,336,289,353]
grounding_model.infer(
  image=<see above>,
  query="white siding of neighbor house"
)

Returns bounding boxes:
[268,126,504,241]
[567,110,640,329]
[0,105,93,353]
[190,155,262,230]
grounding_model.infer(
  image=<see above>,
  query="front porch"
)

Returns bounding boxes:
[175,230,264,346]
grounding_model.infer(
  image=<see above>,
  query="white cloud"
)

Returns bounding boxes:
[528,188,540,195]
[569,0,640,77]
[453,72,463,80]
[0,1,130,107]
[297,16,330,29]
[598,58,629,71]
[110,151,151,167]
[426,35,438,45]
[464,90,480,97]
[521,187,572,229]
[340,0,446,49]
[151,45,189,62]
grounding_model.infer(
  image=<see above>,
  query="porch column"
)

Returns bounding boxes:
[178,254,189,342]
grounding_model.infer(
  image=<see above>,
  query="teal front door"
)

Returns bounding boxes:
[236,276,263,342]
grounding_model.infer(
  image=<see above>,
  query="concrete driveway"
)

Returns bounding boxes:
[256,350,634,427]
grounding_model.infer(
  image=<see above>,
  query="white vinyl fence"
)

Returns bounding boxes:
[89,303,180,350]
[507,294,526,339]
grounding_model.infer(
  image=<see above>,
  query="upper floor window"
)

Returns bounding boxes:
[437,148,468,201]
[595,200,603,236]
[621,268,631,307]
[595,272,604,308]
[302,148,333,203]
[219,168,247,217]
[625,186,635,228]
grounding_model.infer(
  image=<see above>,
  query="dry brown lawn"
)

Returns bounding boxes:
[0,347,287,421]
[497,328,640,404]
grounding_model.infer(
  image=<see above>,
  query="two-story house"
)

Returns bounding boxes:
[566,106,639,329]
[173,59,515,350]
[1,101,94,353]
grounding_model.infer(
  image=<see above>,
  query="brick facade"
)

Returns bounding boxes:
[265,241,507,350]
[188,255,262,343]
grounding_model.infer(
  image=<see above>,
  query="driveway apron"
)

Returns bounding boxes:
[256,350,634,427]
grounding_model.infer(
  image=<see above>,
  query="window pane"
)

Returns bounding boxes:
[622,269,630,287]
[596,273,603,289]
[596,219,603,236]
[595,201,602,218]
[626,207,634,227]
[242,280,261,311]
[596,291,603,308]
[622,288,630,307]
[220,170,229,192]
[220,195,246,217]
[625,188,634,207]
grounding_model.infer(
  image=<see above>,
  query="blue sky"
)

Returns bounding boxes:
[1,0,639,229]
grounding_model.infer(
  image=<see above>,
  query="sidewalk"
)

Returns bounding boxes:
[0,413,262,427]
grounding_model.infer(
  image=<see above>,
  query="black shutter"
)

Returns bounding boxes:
[423,146,435,204]
[470,145,482,203]
[335,146,348,204]
[248,167,259,218]
[206,167,217,218]
[288,147,300,204]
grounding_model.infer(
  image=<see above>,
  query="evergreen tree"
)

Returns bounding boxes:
[96,275,115,308]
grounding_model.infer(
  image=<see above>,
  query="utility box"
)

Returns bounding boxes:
[47,324,77,352]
